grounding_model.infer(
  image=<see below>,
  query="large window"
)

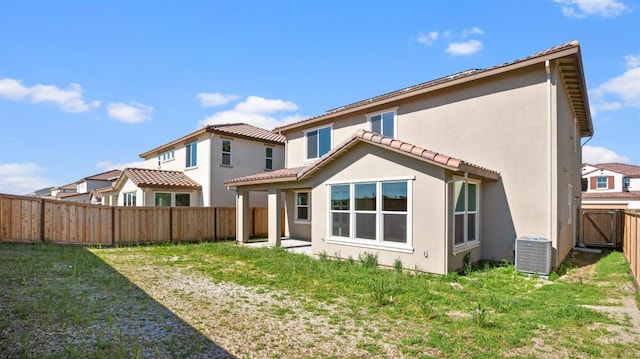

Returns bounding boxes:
[222,139,232,166]
[368,109,396,138]
[296,191,310,221]
[265,147,274,170]
[124,192,136,206]
[155,192,171,207]
[306,126,331,160]
[453,180,478,247]
[329,179,410,248]
[186,142,197,168]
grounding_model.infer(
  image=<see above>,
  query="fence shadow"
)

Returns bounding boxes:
[0,243,235,358]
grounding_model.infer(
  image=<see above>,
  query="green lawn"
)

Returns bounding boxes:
[1,241,639,358]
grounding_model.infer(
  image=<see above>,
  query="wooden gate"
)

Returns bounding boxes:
[579,209,624,248]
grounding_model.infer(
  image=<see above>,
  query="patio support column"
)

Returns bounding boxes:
[236,188,249,244]
[268,188,282,247]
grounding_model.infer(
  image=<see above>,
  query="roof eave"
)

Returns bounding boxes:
[139,127,209,159]
[224,175,299,187]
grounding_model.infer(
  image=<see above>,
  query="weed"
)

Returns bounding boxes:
[370,277,393,307]
[463,251,473,275]
[393,258,403,273]
[471,303,487,327]
[318,251,329,262]
[359,251,378,269]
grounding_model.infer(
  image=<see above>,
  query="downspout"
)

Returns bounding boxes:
[545,60,554,245]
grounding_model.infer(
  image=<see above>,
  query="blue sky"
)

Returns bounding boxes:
[1,0,639,195]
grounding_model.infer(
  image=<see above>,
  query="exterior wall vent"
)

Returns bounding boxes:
[515,236,552,276]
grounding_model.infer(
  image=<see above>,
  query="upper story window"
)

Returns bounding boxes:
[158,149,175,167]
[368,109,396,138]
[265,147,274,170]
[186,142,197,168]
[222,139,232,166]
[305,126,332,161]
[596,176,608,189]
[623,178,630,191]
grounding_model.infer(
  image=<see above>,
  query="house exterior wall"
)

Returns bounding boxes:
[117,179,142,206]
[583,169,625,192]
[555,71,583,266]
[628,178,640,192]
[210,134,284,208]
[278,61,584,268]
[284,190,312,240]
[308,143,449,274]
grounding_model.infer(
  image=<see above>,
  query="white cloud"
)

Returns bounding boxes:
[95,160,147,171]
[446,40,483,56]
[107,102,153,123]
[462,27,484,37]
[0,163,52,195]
[417,31,439,46]
[198,95,302,129]
[0,78,30,100]
[197,92,240,107]
[590,54,640,114]
[583,145,630,164]
[555,0,627,18]
[235,96,298,114]
[0,78,100,113]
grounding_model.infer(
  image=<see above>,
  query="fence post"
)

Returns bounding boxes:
[111,206,115,246]
[39,198,45,242]
[170,207,174,243]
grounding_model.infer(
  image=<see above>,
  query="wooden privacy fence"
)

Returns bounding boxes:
[0,193,283,245]
[623,210,640,288]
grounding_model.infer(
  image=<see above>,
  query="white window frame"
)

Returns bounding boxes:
[220,139,232,166]
[623,177,630,190]
[186,142,197,168]
[123,191,137,207]
[265,147,274,170]
[304,124,333,161]
[295,191,311,223]
[326,176,413,253]
[367,107,398,138]
[452,179,480,251]
[596,176,608,189]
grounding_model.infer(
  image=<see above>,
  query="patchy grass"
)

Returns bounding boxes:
[1,241,639,358]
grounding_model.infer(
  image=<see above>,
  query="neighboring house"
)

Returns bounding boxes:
[25,187,54,197]
[582,163,640,209]
[226,40,593,274]
[56,170,122,204]
[101,123,285,207]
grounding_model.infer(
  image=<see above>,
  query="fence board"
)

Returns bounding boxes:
[624,210,640,288]
[1,193,280,245]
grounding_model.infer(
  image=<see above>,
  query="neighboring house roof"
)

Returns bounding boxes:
[274,40,592,138]
[226,129,500,186]
[585,163,640,178]
[139,123,286,158]
[582,192,640,199]
[116,168,202,189]
[84,169,122,182]
[57,192,85,199]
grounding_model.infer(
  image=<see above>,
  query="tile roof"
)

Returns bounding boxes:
[84,169,122,181]
[139,123,284,159]
[591,163,640,178]
[582,191,640,199]
[209,123,286,144]
[121,168,202,189]
[225,130,499,186]
[274,40,592,137]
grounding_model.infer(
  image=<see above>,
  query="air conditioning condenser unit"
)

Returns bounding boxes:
[515,236,552,276]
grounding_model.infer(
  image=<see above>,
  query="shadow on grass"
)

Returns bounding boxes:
[0,243,235,358]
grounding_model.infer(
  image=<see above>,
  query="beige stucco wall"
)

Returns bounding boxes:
[308,143,449,274]
[283,190,312,239]
[554,67,582,267]
[211,134,284,207]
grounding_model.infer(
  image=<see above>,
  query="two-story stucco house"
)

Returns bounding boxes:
[100,123,285,207]
[52,169,122,203]
[582,163,640,209]
[226,41,593,274]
